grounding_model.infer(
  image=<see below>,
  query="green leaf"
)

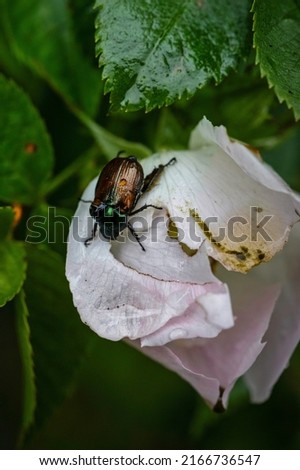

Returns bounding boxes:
[23,245,90,435]
[0,241,27,307]
[253,0,300,120]
[2,0,101,116]
[0,75,54,205]
[15,290,36,446]
[95,0,252,112]
[0,206,14,240]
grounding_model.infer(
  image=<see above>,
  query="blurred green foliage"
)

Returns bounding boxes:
[0,0,300,450]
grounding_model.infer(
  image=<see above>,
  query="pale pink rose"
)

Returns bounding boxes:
[66,118,300,409]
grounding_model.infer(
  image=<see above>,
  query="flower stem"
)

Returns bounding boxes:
[75,109,151,158]
[43,149,96,196]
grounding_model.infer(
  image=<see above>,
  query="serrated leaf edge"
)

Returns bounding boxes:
[252,1,300,121]
[0,241,27,307]
[15,289,37,447]
[95,1,251,113]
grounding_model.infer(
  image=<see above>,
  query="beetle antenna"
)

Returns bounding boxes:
[116,150,126,157]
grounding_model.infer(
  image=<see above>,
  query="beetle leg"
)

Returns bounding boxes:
[80,198,92,203]
[141,167,163,193]
[84,222,98,247]
[142,157,177,193]
[130,203,162,216]
[127,221,146,252]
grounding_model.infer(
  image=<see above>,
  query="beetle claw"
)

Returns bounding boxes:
[84,237,92,247]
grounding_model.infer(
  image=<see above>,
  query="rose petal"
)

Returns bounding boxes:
[190,118,300,213]
[110,208,214,283]
[133,279,280,409]
[141,283,233,346]
[243,222,300,402]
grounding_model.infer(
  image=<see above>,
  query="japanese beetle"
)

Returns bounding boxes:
[83,152,176,251]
